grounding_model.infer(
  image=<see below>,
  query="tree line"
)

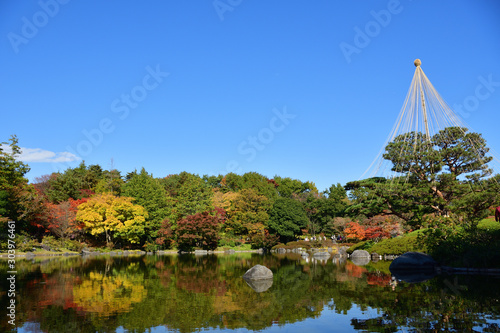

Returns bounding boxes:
[1,126,499,251]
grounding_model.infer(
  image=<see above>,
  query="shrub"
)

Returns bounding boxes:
[420,219,500,267]
[369,230,427,255]
[347,240,374,254]
[251,231,279,249]
[63,239,86,252]
[143,241,158,252]
[41,235,61,251]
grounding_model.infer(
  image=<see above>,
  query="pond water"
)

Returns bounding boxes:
[1,253,500,332]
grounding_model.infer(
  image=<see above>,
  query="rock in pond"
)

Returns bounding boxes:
[351,250,370,259]
[243,264,273,281]
[313,251,330,258]
[81,249,92,256]
[389,252,437,283]
[244,278,273,293]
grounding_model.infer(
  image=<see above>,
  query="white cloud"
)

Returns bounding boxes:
[1,145,81,163]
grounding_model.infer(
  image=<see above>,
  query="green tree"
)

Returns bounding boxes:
[94,169,124,195]
[221,172,278,200]
[347,127,499,228]
[273,176,318,198]
[0,135,41,233]
[121,168,172,238]
[161,172,213,224]
[268,197,309,242]
[46,162,103,203]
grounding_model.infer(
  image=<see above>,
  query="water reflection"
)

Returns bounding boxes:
[1,253,499,332]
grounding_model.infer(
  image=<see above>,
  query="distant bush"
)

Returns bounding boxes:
[347,240,374,254]
[41,235,61,251]
[420,219,500,268]
[62,239,86,252]
[368,230,427,255]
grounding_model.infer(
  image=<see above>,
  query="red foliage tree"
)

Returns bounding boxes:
[43,198,88,239]
[364,226,390,241]
[250,229,279,249]
[156,219,175,248]
[343,222,366,241]
[176,208,226,251]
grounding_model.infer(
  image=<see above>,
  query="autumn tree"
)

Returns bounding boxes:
[175,208,226,251]
[343,222,366,241]
[42,198,88,239]
[222,188,271,238]
[76,193,148,246]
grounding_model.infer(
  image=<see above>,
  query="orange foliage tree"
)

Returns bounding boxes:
[343,222,366,241]
[43,198,88,239]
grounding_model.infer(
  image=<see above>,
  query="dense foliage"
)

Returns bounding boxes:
[1,128,499,253]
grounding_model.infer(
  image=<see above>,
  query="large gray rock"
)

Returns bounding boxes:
[313,251,330,258]
[389,252,436,271]
[81,249,92,256]
[389,252,437,283]
[243,264,273,280]
[350,250,371,266]
[351,250,370,259]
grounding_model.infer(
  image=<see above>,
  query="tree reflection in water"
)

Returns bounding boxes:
[0,253,499,332]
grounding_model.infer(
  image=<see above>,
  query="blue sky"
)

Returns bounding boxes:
[1,0,500,192]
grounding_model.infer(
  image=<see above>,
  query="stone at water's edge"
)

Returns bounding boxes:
[350,250,371,266]
[243,264,273,280]
[351,250,370,259]
[389,252,437,283]
[313,251,330,258]
[389,252,437,271]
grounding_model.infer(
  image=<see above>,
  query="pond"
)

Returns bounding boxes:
[1,253,500,332]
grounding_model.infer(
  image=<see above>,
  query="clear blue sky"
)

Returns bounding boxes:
[1,0,500,192]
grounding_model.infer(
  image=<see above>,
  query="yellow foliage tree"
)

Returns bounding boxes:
[76,193,148,245]
[222,189,270,237]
